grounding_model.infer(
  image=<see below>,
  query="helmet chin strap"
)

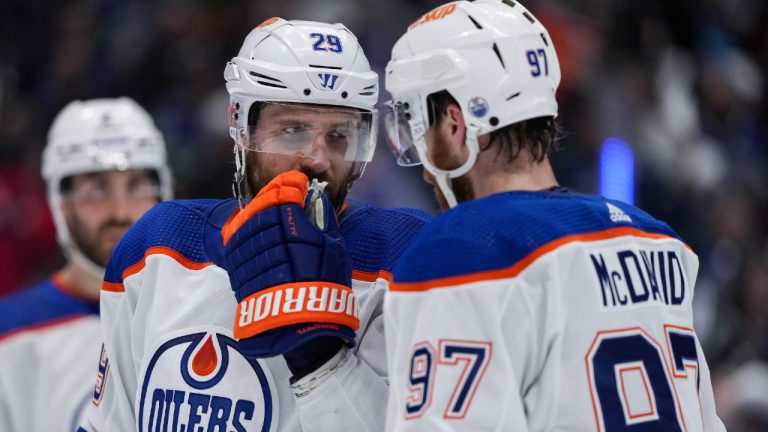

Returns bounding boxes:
[69,247,106,280]
[49,191,107,280]
[416,125,480,209]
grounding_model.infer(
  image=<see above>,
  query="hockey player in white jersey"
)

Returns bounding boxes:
[0,97,172,432]
[383,1,725,430]
[77,18,430,432]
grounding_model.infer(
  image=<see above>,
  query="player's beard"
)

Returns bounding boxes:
[425,132,475,212]
[245,151,356,210]
[69,213,132,268]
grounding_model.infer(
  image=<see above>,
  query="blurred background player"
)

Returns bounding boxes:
[0,97,172,432]
[77,19,429,432]
[383,1,724,430]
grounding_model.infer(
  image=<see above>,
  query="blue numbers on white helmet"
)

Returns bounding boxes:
[526,48,549,77]
[310,33,343,53]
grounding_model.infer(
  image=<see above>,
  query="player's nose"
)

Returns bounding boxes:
[107,189,133,221]
[103,188,133,221]
[299,138,332,176]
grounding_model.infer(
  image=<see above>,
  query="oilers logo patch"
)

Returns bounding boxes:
[138,331,278,432]
[468,97,489,118]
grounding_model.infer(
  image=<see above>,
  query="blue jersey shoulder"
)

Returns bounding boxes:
[341,200,433,274]
[104,199,234,284]
[0,278,98,338]
[394,191,681,284]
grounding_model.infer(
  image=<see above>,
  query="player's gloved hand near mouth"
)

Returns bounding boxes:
[221,170,357,379]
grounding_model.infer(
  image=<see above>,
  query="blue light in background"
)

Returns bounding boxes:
[599,137,635,205]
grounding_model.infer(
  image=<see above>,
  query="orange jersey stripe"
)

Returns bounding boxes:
[222,171,307,245]
[391,227,690,292]
[352,269,393,283]
[51,273,98,303]
[101,281,125,293]
[101,243,393,293]
[101,246,214,293]
[122,246,214,280]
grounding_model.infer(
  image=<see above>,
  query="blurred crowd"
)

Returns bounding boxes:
[1,0,766,428]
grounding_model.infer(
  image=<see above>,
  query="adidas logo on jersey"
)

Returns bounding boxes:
[607,202,632,223]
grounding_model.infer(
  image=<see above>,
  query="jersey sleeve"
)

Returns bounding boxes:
[79,200,216,432]
[77,302,139,431]
[78,205,165,431]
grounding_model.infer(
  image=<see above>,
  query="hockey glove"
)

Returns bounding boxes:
[221,170,358,358]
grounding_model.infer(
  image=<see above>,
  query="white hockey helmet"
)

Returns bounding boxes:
[384,0,560,207]
[224,18,379,203]
[42,97,172,277]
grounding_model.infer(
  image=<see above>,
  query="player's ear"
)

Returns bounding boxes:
[444,103,467,150]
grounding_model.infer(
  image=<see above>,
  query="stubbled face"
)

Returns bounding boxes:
[245,103,362,209]
[422,122,474,212]
[62,169,160,267]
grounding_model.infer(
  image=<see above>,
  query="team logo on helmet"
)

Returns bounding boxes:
[138,330,277,432]
[468,97,489,118]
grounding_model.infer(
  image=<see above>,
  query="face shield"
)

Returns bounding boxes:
[235,102,378,164]
[383,96,434,167]
[383,93,480,209]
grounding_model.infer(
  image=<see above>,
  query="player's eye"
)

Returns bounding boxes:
[128,179,160,200]
[283,124,307,134]
[326,128,352,154]
[328,128,350,139]
[69,182,109,203]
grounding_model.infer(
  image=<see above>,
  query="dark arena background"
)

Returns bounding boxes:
[1,0,766,428]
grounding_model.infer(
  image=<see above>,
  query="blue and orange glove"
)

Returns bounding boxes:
[222,170,358,362]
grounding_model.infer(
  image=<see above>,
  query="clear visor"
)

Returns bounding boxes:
[383,100,422,166]
[239,102,377,163]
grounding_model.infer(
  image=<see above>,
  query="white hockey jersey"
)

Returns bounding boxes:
[0,275,101,432]
[385,190,725,431]
[77,198,430,432]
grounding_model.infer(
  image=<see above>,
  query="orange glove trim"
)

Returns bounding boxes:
[222,170,309,245]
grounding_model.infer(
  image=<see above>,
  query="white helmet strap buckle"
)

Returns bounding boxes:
[417,125,480,208]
